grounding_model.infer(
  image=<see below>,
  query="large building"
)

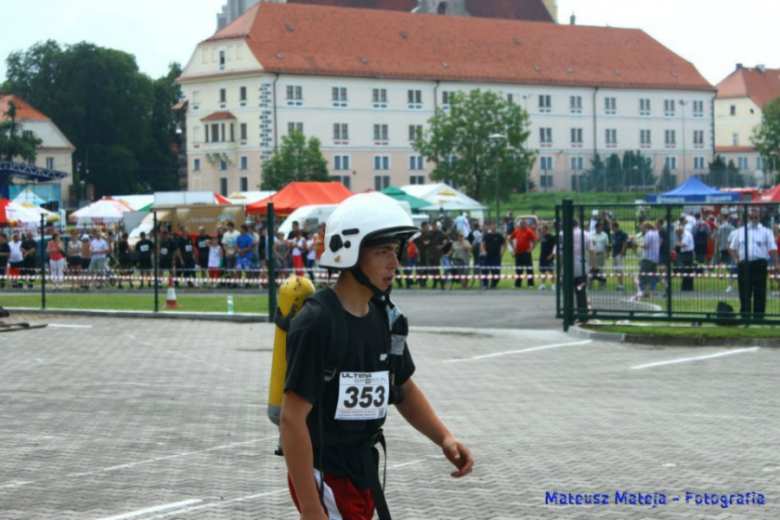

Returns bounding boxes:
[183,2,714,195]
[0,94,74,205]
[715,64,780,185]
[217,0,557,30]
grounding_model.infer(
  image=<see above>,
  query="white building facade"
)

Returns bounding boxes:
[180,3,715,195]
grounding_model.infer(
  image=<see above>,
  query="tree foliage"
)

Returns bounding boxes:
[751,96,780,176]
[582,151,654,192]
[413,89,535,201]
[260,131,330,190]
[0,99,42,162]
[3,40,182,197]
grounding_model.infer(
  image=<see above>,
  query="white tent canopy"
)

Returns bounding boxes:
[113,195,155,211]
[226,191,276,205]
[12,188,46,206]
[400,183,487,212]
[71,197,133,223]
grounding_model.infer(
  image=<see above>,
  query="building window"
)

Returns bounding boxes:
[286,85,303,106]
[758,156,767,170]
[239,86,247,105]
[240,123,247,141]
[220,177,228,196]
[372,88,388,108]
[693,100,704,117]
[219,51,225,70]
[288,122,303,135]
[333,175,351,190]
[571,157,584,171]
[442,91,454,107]
[239,177,248,191]
[507,93,514,105]
[539,156,554,170]
[334,155,351,171]
[605,128,617,147]
[664,156,677,170]
[45,157,54,169]
[539,174,554,189]
[219,88,226,104]
[640,98,651,116]
[665,130,676,147]
[374,155,390,170]
[604,97,617,115]
[373,124,389,142]
[333,123,349,141]
[240,156,248,170]
[539,127,552,146]
[694,157,706,170]
[570,128,583,147]
[732,133,739,146]
[407,90,423,109]
[410,175,426,185]
[730,105,736,116]
[374,175,391,190]
[409,155,424,170]
[664,99,676,117]
[693,130,704,147]
[570,96,582,114]
[738,157,749,170]
[230,123,235,142]
[193,158,201,172]
[408,125,423,142]
[220,159,227,171]
[538,94,552,113]
[640,129,652,147]
[332,87,348,108]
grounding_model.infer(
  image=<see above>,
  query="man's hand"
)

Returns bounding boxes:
[441,436,473,478]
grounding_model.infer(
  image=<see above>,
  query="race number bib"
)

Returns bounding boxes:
[161,247,168,255]
[335,371,389,421]
[185,245,193,252]
[140,245,149,252]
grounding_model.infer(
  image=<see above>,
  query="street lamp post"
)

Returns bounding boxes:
[489,133,506,224]
[679,100,687,181]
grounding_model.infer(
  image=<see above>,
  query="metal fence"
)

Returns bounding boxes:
[556,199,780,330]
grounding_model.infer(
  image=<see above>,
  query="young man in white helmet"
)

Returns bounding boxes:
[281,193,473,520]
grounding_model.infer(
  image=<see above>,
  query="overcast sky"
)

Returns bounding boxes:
[1,0,777,86]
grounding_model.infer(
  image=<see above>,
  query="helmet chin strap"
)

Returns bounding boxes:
[350,265,392,301]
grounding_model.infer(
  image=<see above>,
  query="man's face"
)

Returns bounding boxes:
[292,222,299,231]
[519,220,527,230]
[612,225,620,234]
[490,223,497,233]
[596,224,602,233]
[541,226,549,236]
[749,213,760,227]
[199,228,206,236]
[94,230,101,239]
[359,243,400,291]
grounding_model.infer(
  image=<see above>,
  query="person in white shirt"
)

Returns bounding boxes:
[729,209,780,320]
[89,229,110,289]
[674,225,695,291]
[560,218,595,319]
[590,222,609,289]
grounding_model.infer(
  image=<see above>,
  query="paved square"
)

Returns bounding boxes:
[1,316,778,519]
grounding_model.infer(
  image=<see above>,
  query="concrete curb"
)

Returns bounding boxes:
[569,325,780,347]
[5,308,269,323]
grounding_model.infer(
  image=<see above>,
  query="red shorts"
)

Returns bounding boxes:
[289,470,374,520]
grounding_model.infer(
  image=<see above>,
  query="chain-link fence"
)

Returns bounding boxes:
[556,200,780,329]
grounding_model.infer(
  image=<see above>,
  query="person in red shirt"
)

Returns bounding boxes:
[509,219,538,288]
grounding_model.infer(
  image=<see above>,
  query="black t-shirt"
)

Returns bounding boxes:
[0,242,9,267]
[135,239,153,262]
[482,232,505,257]
[118,241,131,261]
[539,233,556,262]
[177,236,195,262]
[21,239,36,255]
[159,238,176,261]
[285,296,415,489]
[196,235,211,263]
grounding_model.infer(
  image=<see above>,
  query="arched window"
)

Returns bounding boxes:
[437,2,447,15]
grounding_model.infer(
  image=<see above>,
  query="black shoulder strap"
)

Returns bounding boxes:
[306,288,349,382]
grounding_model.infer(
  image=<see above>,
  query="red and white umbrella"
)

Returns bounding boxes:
[0,198,42,228]
[70,197,134,223]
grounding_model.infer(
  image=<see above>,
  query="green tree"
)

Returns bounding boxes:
[751,96,780,180]
[704,155,728,186]
[584,154,605,192]
[659,165,675,191]
[0,99,42,162]
[727,159,745,187]
[413,89,535,201]
[260,131,330,190]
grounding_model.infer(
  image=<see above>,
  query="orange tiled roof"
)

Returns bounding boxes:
[201,111,237,121]
[715,146,756,153]
[200,3,712,91]
[716,66,780,108]
[0,94,50,122]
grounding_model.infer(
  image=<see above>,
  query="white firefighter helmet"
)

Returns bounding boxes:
[319,193,418,270]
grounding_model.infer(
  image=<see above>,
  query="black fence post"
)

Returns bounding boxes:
[39,215,46,310]
[742,204,749,324]
[153,211,159,313]
[665,205,673,318]
[267,202,276,322]
[562,199,574,332]
[555,204,561,317]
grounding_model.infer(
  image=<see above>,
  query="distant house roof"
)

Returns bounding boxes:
[716,65,780,108]
[195,3,712,91]
[284,0,554,22]
[201,111,237,121]
[0,94,50,122]
[715,146,756,153]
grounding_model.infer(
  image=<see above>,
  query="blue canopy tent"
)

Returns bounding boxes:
[646,176,740,203]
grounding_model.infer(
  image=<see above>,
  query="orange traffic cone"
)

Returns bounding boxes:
[164,277,181,309]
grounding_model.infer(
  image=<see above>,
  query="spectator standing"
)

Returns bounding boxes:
[207,236,223,288]
[222,222,240,283]
[509,219,538,288]
[116,232,133,289]
[428,222,447,289]
[135,232,154,288]
[655,218,671,296]
[286,220,300,240]
[0,233,8,289]
[414,222,432,288]
[454,212,471,238]
[451,232,471,289]
[20,232,36,289]
[66,230,81,291]
[79,235,91,289]
[176,227,196,287]
[590,222,609,289]
[589,210,600,234]
[305,231,317,280]
[537,225,556,291]
[715,214,735,293]
[7,233,24,289]
[674,225,695,291]
[693,213,711,265]
[47,233,66,291]
[290,230,306,277]
[504,210,515,236]
[195,227,212,287]
[560,219,594,319]
[480,222,506,289]
[236,224,254,286]
[89,229,110,289]
[274,231,290,275]
[610,222,628,291]
[729,210,780,320]
[467,221,483,273]
[638,221,660,299]
[157,230,177,285]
